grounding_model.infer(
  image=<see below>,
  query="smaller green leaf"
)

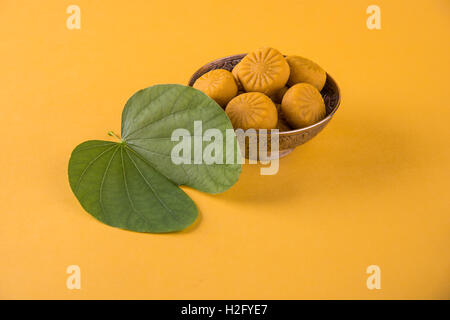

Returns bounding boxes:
[68,140,197,233]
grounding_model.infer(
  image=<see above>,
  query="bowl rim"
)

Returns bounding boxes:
[188,53,341,136]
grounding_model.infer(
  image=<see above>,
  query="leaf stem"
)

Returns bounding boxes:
[108,131,123,143]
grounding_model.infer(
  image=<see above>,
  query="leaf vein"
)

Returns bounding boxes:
[124,147,180,222]
[99,146,120,223]
[74,144,116,192]
[120,147,153,227]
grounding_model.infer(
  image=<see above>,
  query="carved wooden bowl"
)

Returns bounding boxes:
[188,54,341,158]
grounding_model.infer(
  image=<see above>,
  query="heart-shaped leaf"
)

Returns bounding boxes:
[68,85,241,233]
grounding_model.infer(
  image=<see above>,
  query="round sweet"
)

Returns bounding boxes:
[236,47,290,95]
[193,69,238,107]
[225,92,278,130]
[281,83,326,129]
[286,55,326,91]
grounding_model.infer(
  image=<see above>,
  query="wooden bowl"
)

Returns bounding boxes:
[188,54,341,158]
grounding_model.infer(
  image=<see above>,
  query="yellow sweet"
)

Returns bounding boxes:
[286,56,326,91]
[236,47,290,95]
[193,69,238,107]
[225,92,278,130]
[281,83,326,128]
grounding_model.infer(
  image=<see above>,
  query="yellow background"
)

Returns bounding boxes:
[1,0,449,299]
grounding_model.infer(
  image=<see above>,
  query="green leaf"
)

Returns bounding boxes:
[121,84,241,193]
[68,85,241,233]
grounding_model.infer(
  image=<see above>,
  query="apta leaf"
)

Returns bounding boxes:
[68,85,241,233]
